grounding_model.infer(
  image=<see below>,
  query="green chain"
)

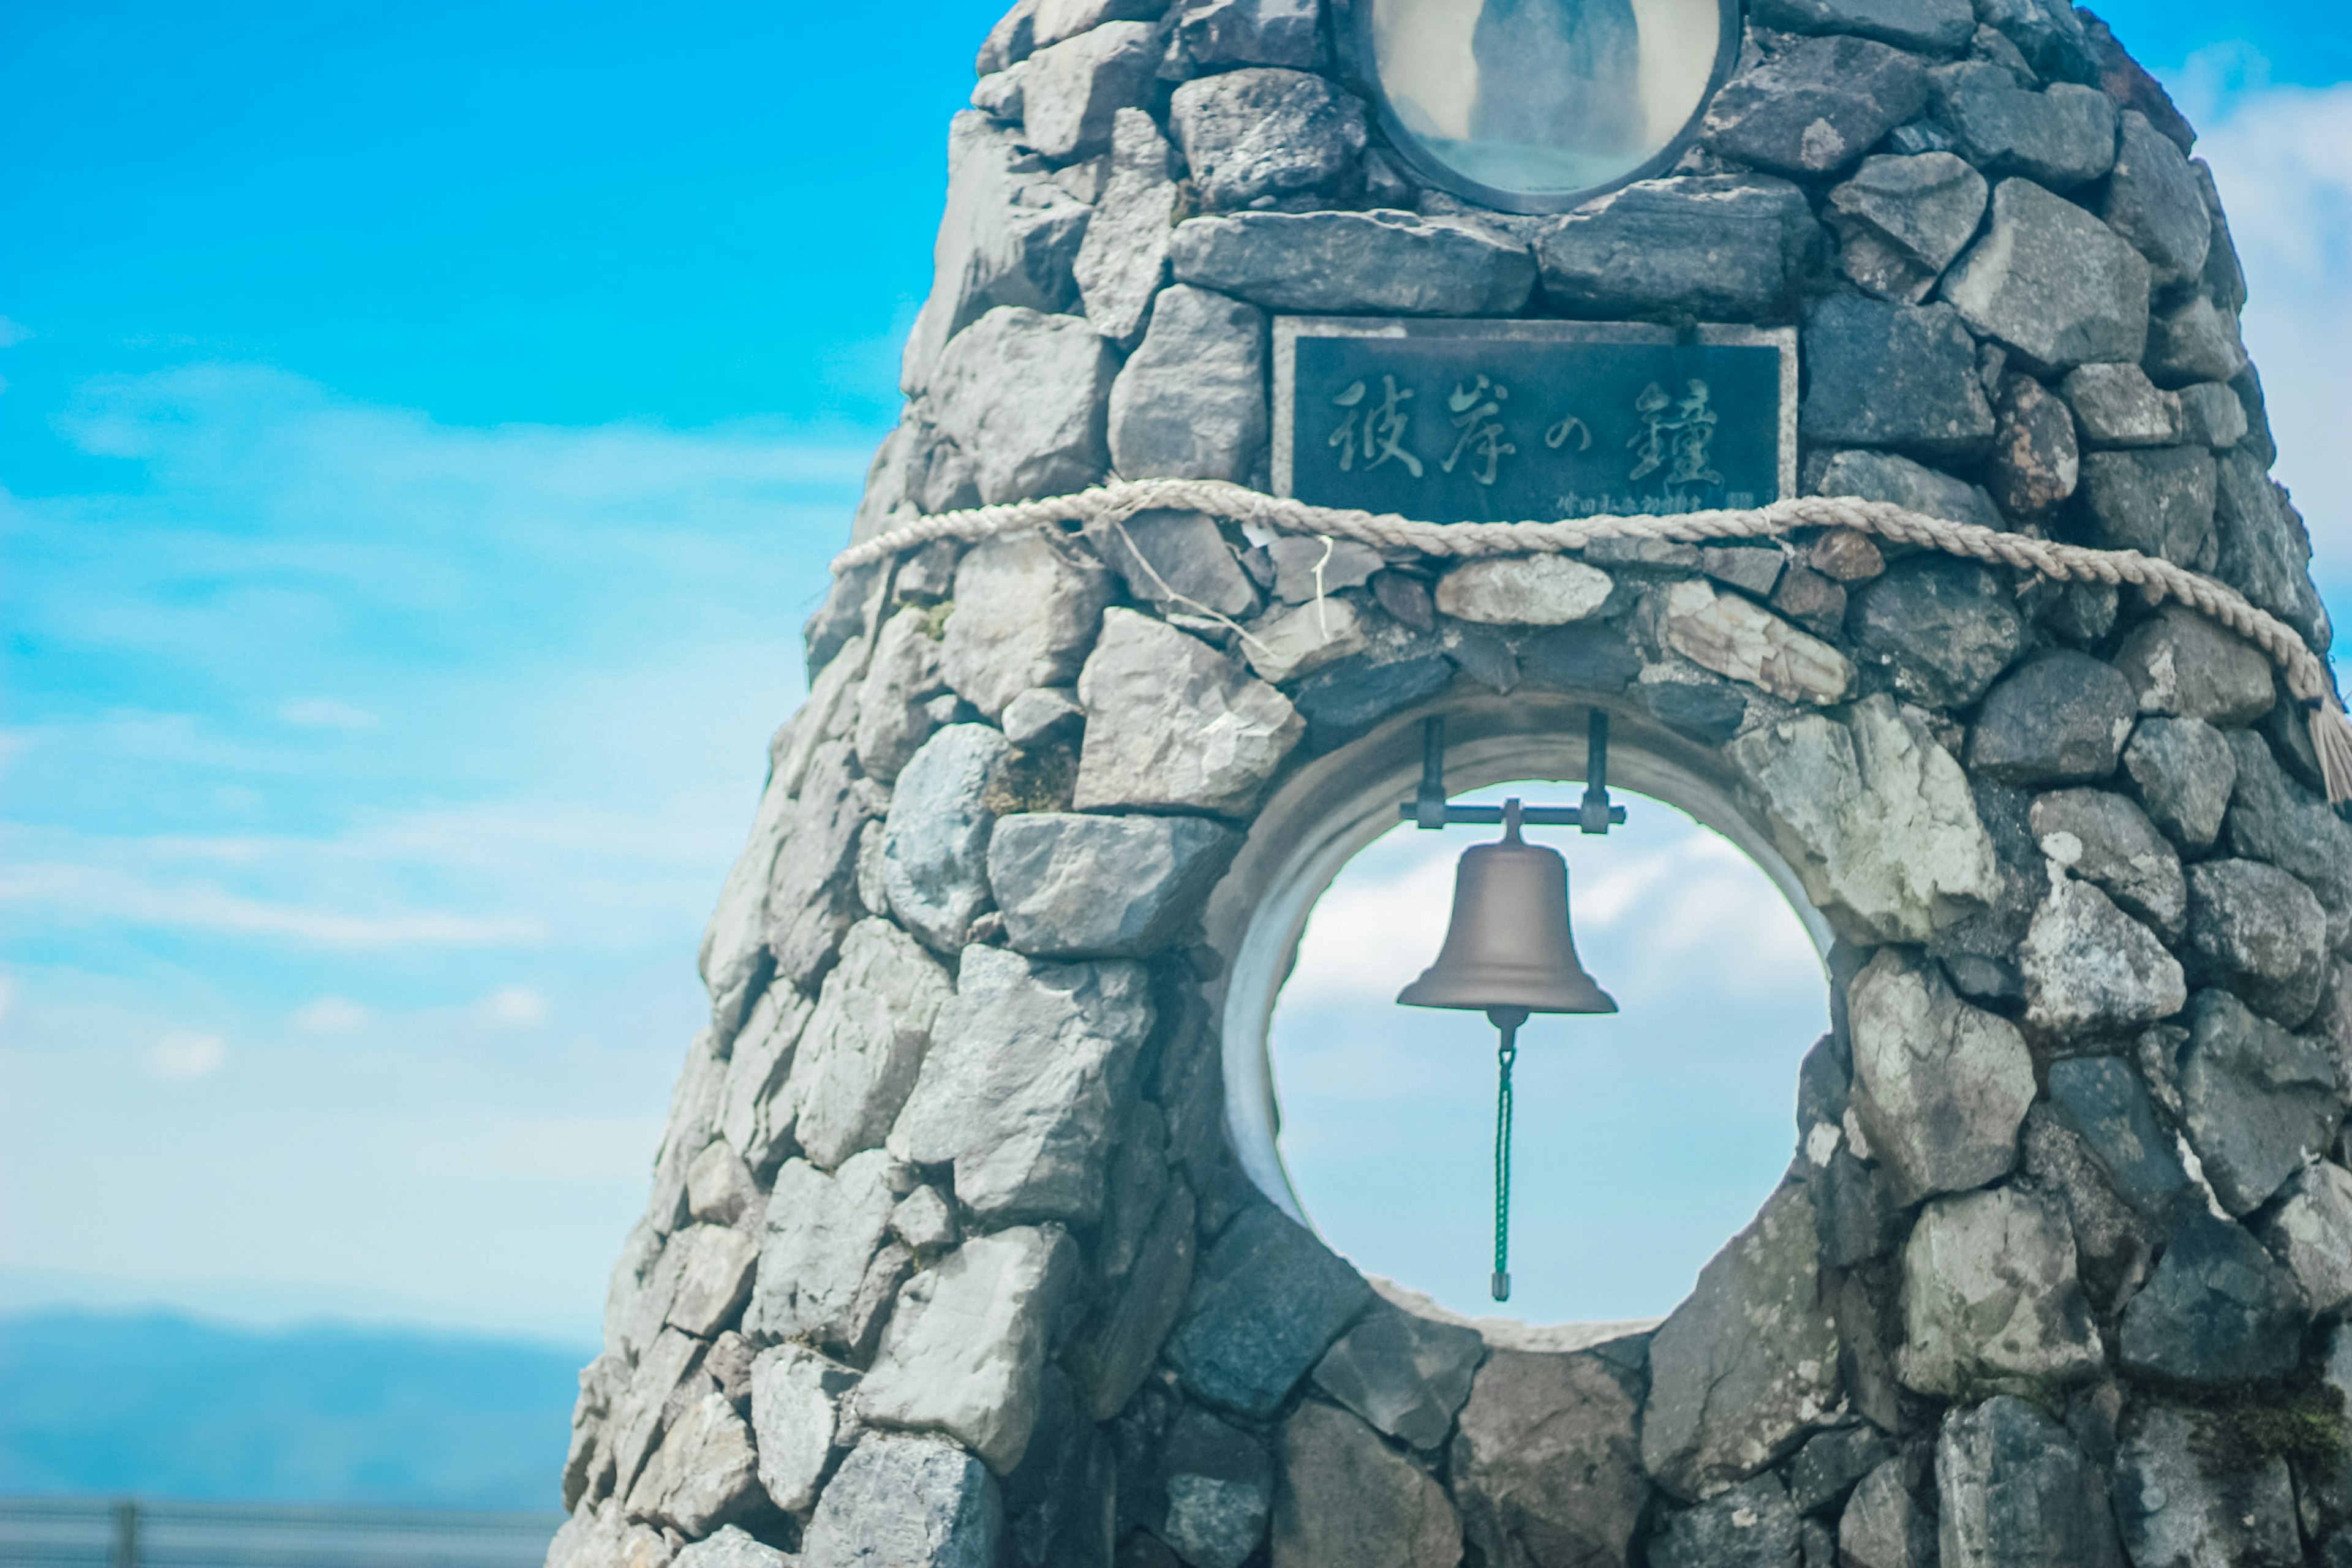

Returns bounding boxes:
[1492,1033,1517,1303]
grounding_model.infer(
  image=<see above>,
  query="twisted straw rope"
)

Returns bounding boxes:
[833,477,2352,805]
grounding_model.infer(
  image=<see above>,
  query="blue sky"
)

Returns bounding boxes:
[3,0,2350,1344]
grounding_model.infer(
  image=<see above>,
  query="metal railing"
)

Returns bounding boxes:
[0,1498,563,1568]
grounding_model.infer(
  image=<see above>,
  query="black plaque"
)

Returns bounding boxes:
[1273,318,1797,524]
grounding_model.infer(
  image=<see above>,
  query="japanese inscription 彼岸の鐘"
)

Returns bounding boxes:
[1274,319,1796,524]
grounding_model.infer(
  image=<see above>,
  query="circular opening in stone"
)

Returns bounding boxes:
[1266,780,1826,1324]
[1359,0,1739,213]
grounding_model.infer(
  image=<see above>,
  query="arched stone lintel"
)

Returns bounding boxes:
[1205,684,1834,1225]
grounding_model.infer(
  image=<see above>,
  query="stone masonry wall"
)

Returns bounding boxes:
[546,1,2352,1566]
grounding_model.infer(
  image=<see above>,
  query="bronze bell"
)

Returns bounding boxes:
[1397,799,1618,1017]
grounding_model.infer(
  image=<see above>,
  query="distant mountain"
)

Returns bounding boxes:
[0,1309,589,1509]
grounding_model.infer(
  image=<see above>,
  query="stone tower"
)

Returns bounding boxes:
[549,1,2351,1565]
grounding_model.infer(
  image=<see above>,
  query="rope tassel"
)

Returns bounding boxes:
[835,479,2352,809]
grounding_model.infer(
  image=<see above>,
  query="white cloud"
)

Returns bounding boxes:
[277,698,382,731]
[293,995,369,1032]
[0,974,14,1027]
[148,1031,227,1080]
[0,858,545,948]
[481,986,548,1028]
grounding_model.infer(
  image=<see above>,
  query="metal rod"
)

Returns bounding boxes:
[1412,716,1448,829]
[1581,709,1613,835]
[1398,710,1625,830]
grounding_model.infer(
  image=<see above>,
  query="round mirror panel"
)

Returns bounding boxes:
[1360,0,1741,214]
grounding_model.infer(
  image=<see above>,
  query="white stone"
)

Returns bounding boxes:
[786,918,955,1169]
[1074,608,1302,816]
[546,1501,674,1568]
[927,307,1119,505]
[1240,598,1367,684]
[858,1226,1082,1474]
[698,772,798,1039]
[1434,556,1614,626]
[1898,1186,2105,1396]
[746,1149,919,1352]
[625,1388,761,1537]
[1729,695,2000,945]
[1020,21,1160,162]
[1664,578,1853,704]
[1074,108,1180,345]
[660,1223,758,1340]
[940,532,1114,720]
[712,982,812,1177]
[891,1184,961,1257]
[2258,1159,2352,1316]
[1107,284,1268,483]
[1848,948,2035,1205]
[672,1527,785,1568]
[855,606,950,784]
[685,1142,759,1227]
[749,1343,859,1513]
[608,1328,706,1504]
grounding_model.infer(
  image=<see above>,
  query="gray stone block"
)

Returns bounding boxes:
[883,724,1015,954]
[2045,1056,2189,1216]
[1135,1404,1271,1568]
[1933,65,2117,188]
[1021,21,1160,160]
[1752,0,1973,53]
[1840,1458,1936,1568]
[673,1527,786,1568]
[1272,1400,1460,1568]
[1085,507,1259,619]
[1076,108,1181,346]
[2213,447,2328,649]
[1826,152,1989,304]
[1107,285,1268,483]
[1845,552,2024,708]
[1967,651,2138,785]
[2114,1404,2301,1568]
[2060,363,2181,448]
[748,1149,921,1355]
[1815,448,2005,531]
[943,533,1114,722]
[627,1386,763,1537]
[2224,729,2352,953]
[1802,295,1995,456]
[1166,1204,1373,1419]
[1789,1425,1898,1518]
[749,1344,858,1513]
[1703,35,1929,178]
[1451,1347,1648,1568]
[1168,67,1365,210]
[2181,989,2342,1215]
[1986,371,2079,515]
[2258,1161,2352,1319]
[1033,0,1167,48]
[2146,293,2247,386]
[1936,1396,2124,1568]
[2021,874,2184,1035]
[1171,209,1536,315]
[1308,1302,1483,1452]
[1170,0,1321,68]
[928,306,1119,505]
[1941,178,2150,373]
[2103,110,2212,285]
[1537,176,1822,321]
[1973,0,2095,83]
[1074,609,1302,815]
[857,606,951,785]
[2078,447,2217,570]
[2175,380,2248,448]
[1649,1474,1798,1568]
[1898,1186,2104,1396]
[890,944,1155,1224]
[800,1432,1001,1568]
[764,742,878,990]
[1848,947,2034,1202]
[789,918,956,1169]
[2122,714,2236,851]
[2185,859,2329,1027]
[1065,1179,1197,1422]
[989,812,1243,957]
[2029,788,2184,936]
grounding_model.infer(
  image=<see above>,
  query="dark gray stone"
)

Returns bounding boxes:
[2214,447,2329,649]
[1936,1396,2123,1568]
[2225,729,2352,954]
[1001,1368,1113,1568]
[1167,67,1365,211]
[1289,649,1454,753]
[2060,363,2180,448]
[801,1434,999,1568]
[2119,1215,2307,1384]
[2114,1404,2303,1568]
[2077,447,2217,570]
[1309,1301,1485,1452]
[989,812,1243,959]
[1084,508,1259,620]
[2103,110,2212,285]
[1165,1204,1374,1419]
[1753,0,1973,53]
[1106,286,1268,484]
[1845,554,2025,709]
[1986,371,2080,516]
[1966,652,2138,785]
[1941,178,2151,373]
[1815,448,2003,531]
[1170,0,1322,69]
[1517,621,1642,692]
[2124,715,2237,852]
[1789,1425,1899,1517]
[2174,381,2247,446]
[1839,1457,1936,1568]
[2183,987,2342,1216]
[1801,295,1995,458]
[1826,152,1991,304]
[1648,1474,1800,1568]
[1139,1406,1272,1568]
[1973,0,2096,82]
[1170,209,1535,315]
[2185,859,2329,1027]
[1536,176,1823,322]
[2146,293,2247,387]
[1933,64,2117,188]
[2030,788,2184,936]
[1272,1400,1460,1568]
[2043,1055,2190,1218]
[2021,1107,2157,1312]
[1704,36,1929,178]
[1638,679,1748,745]
[1451,1347,1649,1568]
